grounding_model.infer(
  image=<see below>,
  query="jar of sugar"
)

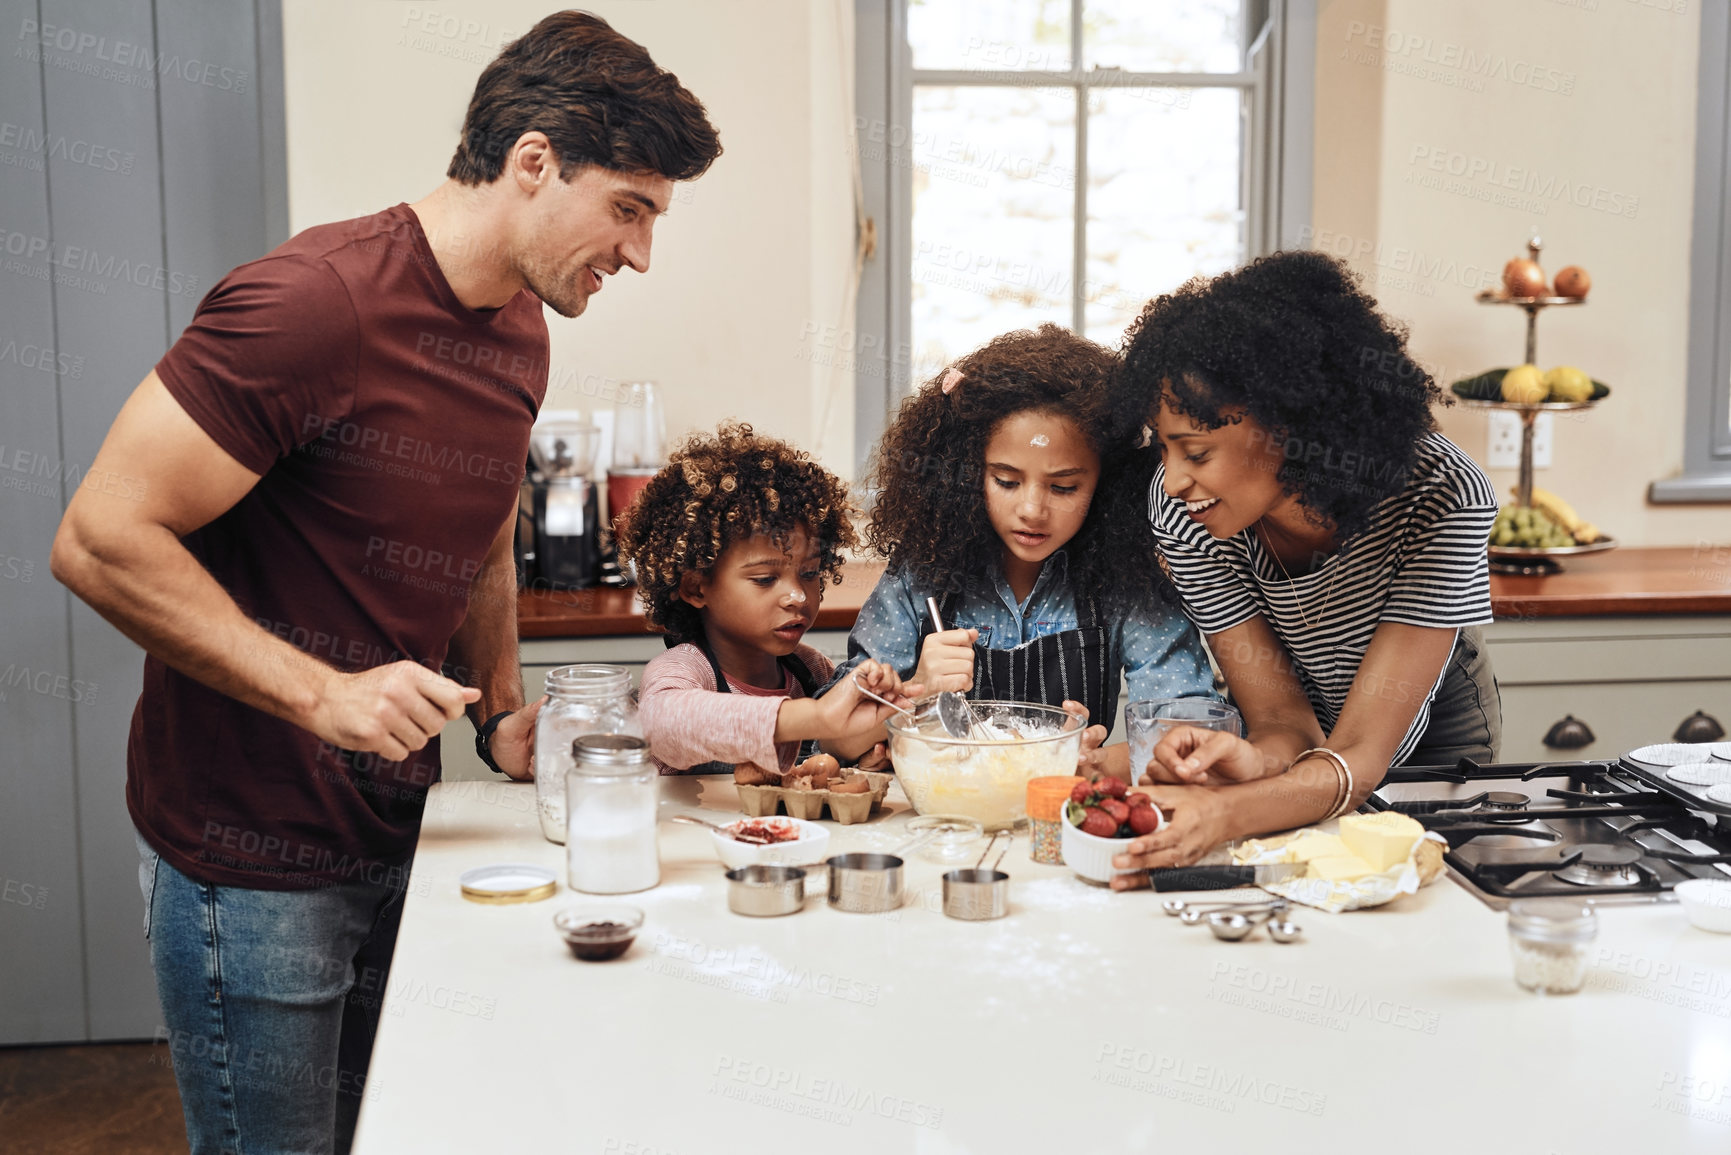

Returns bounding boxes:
[566,734,659,895]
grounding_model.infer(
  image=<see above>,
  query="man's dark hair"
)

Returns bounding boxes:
[447,10,721,185]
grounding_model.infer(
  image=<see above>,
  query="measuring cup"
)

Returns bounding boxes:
[825,828,939,913]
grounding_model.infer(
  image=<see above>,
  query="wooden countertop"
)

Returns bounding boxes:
[517,548,1731,638]
[1488,546,1731,618]
[518,561,888,638]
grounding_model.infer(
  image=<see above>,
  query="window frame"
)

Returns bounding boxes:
[851,0,1315,480]
[1649,1,1731,503]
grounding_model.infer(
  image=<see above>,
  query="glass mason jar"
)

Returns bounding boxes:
[1507,898,1597,995]
[566,733,659,894]
[533,665,638,844]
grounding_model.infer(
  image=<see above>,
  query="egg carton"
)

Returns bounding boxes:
[734,770,894,825]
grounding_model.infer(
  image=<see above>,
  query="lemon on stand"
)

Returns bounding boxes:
[1500,363,1547,403]
[1543,365,1593,402]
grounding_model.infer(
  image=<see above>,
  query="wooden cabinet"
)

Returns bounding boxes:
[1484,615,1731,762]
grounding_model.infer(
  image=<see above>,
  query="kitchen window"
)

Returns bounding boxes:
[850,0,1315,477]
[1649,3,1731,503]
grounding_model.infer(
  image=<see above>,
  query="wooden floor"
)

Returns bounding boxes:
[0,1042,186,1154]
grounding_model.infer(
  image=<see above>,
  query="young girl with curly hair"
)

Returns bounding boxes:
[830,324,1215,777]
[1107,250,1501,882]
[617,422,918,779]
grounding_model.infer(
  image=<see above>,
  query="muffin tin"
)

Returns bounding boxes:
[1622,744,1731,816]
[734,770,894,824]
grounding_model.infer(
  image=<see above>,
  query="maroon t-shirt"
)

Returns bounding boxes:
[131,204,547,889]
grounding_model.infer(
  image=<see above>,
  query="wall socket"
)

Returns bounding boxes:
[1487,411,1552,470]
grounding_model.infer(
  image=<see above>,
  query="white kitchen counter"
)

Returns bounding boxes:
[354,778,1731,1154]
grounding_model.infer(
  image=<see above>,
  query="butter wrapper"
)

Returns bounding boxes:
[1231,825,1447,913]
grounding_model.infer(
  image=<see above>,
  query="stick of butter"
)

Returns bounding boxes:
[1339,812,1425,872]
[1307,854,1376,882]
[1280,831,1348,863]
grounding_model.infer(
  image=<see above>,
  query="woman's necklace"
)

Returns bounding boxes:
[1258,517,1342,634]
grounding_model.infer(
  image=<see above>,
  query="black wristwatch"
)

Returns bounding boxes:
[475,710,515,775]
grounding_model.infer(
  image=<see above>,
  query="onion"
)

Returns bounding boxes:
[1502,258,1548,299]
[1553,265,1591,299]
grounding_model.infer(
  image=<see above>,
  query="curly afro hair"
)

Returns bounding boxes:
[1118,250,1447,546]
[867,324,1164,619]
[616,422,857,642]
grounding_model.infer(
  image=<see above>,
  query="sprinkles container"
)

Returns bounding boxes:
[1027,776,1084,865]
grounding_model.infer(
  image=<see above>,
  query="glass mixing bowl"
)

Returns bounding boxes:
[885,701,1084,831]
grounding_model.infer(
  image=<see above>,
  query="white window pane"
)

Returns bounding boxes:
[1083,0,1245,73]
[907,0,1070,71]
[911,86,1075,379]
[1084,86,1243,345]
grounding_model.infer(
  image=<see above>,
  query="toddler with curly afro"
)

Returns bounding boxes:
[618,422,919,779]
[826,324,1217,779]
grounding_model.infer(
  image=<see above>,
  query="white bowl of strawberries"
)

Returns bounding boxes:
[1059,777,1163,885]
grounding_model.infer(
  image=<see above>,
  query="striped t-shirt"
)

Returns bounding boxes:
[1148,432,1496,764]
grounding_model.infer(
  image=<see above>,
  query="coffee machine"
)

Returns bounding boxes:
[525,419,603,590]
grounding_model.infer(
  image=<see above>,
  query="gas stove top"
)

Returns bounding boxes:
[1367,758,1731,908]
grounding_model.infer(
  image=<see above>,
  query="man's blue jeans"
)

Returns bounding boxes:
[136,829,408,1155]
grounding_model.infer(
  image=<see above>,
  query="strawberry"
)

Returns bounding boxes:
[1128,804,1162,836]
[1070,780,1095,806]
[1096,776,1128,799]
[1079,807,1120,838]
[1126,791,1153,808]
[1097,797,1131,825]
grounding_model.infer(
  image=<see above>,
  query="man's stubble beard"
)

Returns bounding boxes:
[517,250,587,319]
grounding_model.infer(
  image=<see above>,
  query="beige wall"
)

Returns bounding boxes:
[1313,0,1721,547]
[282,1,857,474]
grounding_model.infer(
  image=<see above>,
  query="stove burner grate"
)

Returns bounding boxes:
[1553,844,1648,888]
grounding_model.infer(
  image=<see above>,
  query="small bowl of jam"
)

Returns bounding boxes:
[553,905,644,962]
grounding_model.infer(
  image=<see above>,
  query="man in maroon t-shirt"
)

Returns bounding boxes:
[52,13,719,1153]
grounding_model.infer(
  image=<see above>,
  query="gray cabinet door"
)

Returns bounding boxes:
[0,0,285,1044]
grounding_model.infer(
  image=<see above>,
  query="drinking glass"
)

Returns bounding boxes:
[1126,699,1242,783]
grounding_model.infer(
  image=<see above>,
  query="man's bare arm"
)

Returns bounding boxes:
[444,509,540,779]
[52,372,477,760]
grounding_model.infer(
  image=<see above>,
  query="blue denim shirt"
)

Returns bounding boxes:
[829,552,1217,704]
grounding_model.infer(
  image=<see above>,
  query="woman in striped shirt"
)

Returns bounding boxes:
[1107,251,1502,878]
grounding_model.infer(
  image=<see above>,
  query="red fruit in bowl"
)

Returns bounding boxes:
[1096,776,1128,799]
[1098,797,1131,825]
[1070,781,1095,806]
[1126,791,1153,808]
[1079,808,1121,838]
[1128,805,1162,836]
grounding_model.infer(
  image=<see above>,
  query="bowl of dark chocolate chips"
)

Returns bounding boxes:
[553,905,644,961]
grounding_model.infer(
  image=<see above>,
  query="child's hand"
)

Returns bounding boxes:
[915,628,977,695]
[855,742,892,770]
[1066,699,1121,782]
[798,661,924,743]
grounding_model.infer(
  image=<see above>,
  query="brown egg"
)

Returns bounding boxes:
[1552,265,1591,299]
[734,766,781,787]
[799,753,840,776]
[1502,258,1548,299]
[829,776,871,794]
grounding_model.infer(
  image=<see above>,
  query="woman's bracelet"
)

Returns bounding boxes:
[1295,746,1355,821]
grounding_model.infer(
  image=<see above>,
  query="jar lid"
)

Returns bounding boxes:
[1026,776,1086,821]
[459,863,558,904]
[573,732,651,769]
[1507,898,1598,942]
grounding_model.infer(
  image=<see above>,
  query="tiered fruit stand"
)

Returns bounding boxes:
[1457,236,1617,576]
